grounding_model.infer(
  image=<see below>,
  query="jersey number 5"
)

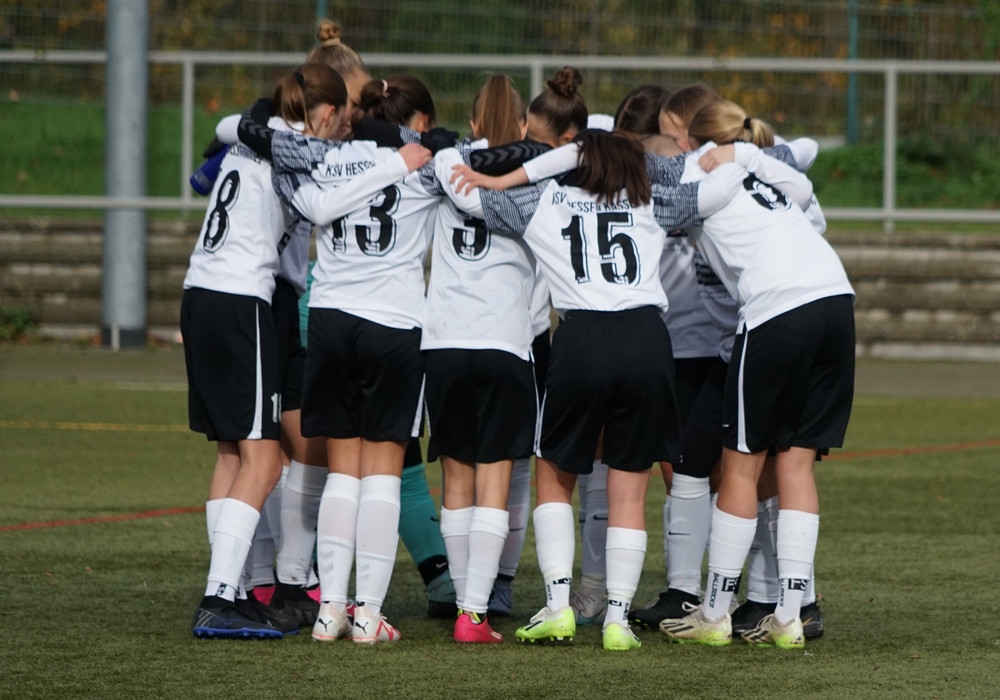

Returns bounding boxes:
[561,212,639,285]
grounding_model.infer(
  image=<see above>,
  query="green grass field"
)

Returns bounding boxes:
[1,344,999,698]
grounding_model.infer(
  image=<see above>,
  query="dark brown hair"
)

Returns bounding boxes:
[574,129,651,205]
[273,62,348,135]
[528,66,588,138]
[471,74,525,146]
[359,75,436,127]
[613,84,670,137]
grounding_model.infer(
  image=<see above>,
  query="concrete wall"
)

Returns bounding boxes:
[2,218,999,361]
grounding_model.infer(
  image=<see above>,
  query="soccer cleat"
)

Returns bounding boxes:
[269,581,321,628]
[628,588,701,630]
[250,583,275,606]
[454,610,503,643]
[800,601,825,640]
[191,595,285,639]
[740,613,805,649]
[569,586,607,626]
[659,607,732,647]
[515,606,576,644]
[730,599,777,637]
[426,572,458,619]
[312,602,352,642]
[488,578,514,617]
[602,622,642,651]
[352,606,401,644]
[306,584,322,604]
[235,596,300,635]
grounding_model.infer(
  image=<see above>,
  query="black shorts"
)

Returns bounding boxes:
[301,308,423,442]
[538,306,681,474]
[180,287,281,442]
[531,330,551,397]
[272,277,306,412]
[724,295,855,454]
[424,348,537,464]
[676,357,728,478]
[674,356,717,425]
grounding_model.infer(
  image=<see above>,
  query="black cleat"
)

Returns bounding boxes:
[192,595,286,639]
[269,581,321,628]
[730,599,777,637]
[628,588,701,630]
[236,595,300,635]
[800,601,825,640]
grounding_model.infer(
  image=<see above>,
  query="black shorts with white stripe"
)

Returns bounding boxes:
[723,294,855,454]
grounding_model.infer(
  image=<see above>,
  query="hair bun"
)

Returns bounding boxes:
[548,66,583,99]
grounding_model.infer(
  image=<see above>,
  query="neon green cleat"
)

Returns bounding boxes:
[659,607,732,647]
[740,613,805,649]
[602,622,641,651]
[515,606,576,643]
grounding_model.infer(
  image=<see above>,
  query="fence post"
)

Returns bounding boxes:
[102,0,149,349]
[883,64,898,234]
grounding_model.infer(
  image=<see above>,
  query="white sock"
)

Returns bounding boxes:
[746,496,780,604]
[774,509,819,624]
[533,502,575,611]
[661,501,670,586]
[665,474,710,596]
[440,505,474,608]
[803,568,817,606]
[580,460,608,582]
[247,507,275,589]
[497,457,531,578]
[205,498,224,546]
[604,527,647,628]
[702,506,757,621]
[248,468,284,589]
[276,461,326,585]
[355,474,401,611]
[205,498,260,601]
[463,507,510,615]
[316,473,360,605]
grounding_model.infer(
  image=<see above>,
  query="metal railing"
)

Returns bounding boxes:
[4,50,1000,228]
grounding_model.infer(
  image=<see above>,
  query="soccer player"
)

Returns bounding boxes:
[237,64,432,644]
[657,100,854,649]
[423,74,537,643]
[447,126,758,651]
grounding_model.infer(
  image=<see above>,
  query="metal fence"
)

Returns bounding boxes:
[3,50,1000,228]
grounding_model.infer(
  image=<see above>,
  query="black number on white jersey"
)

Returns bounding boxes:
[452,217,490,261]
[561,212,639,286]
[354,185,400,256]
[743,174,790,211]
[202,170,240,253]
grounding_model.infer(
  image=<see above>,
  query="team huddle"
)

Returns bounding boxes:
[181,20,855,652]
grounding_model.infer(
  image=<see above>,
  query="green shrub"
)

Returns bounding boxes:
[0,307,38,341]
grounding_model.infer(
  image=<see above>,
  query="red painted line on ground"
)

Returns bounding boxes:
[827,438,1000,461]
[3,439,998,533]
[0,506,205,532]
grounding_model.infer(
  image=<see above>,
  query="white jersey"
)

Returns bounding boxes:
[268,131,435,329]
[481,178,670,316]
[681,142,854,332]
[422,141,536,359]
[529,264,552,337]
[183,139,294,301]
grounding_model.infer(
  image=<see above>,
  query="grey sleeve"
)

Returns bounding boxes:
[645,151,687,186]
[480,183,545,236]
[651,182,703,231]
